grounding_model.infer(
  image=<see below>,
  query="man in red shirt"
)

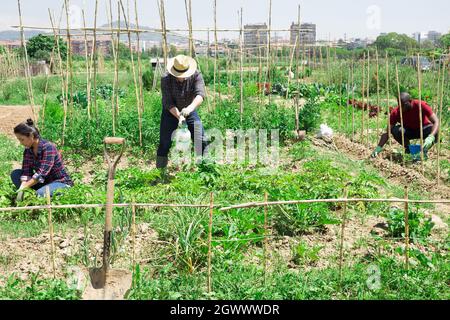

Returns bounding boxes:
[371,92,440,159]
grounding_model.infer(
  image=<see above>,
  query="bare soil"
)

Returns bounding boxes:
[0,105,39,138]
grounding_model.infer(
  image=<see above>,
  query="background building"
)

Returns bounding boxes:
[290,23,316,45]
[244,23,268,48]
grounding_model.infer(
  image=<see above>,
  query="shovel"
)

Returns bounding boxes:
[84,137,132,299]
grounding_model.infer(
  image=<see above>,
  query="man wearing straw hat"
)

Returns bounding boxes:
[371,92,440,160]
[156,55,208,175]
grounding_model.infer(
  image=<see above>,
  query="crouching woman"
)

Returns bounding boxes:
[11,119,73,200]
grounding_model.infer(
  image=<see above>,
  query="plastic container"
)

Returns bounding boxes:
[409,144,421,155]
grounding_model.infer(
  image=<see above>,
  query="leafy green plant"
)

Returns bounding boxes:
[385,206,434,241]
[298,98,321,132]
[291,241,323,265]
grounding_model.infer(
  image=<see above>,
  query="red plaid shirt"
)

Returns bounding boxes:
[22,139,73,186]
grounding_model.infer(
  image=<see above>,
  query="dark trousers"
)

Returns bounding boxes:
[156,110,208,168]
[391,124,437,152]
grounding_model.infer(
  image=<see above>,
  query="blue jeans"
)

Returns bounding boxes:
[156,110,208,168]
[11,169,71,197]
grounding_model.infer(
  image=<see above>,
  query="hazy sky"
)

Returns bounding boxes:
[1,0,449,40]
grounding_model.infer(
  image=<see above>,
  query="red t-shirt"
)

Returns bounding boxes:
[390,100,433,129]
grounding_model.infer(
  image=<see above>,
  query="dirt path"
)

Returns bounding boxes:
[0,105,39,138]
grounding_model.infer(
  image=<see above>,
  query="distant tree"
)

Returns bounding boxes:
[0,45,5,54]
[438,33,450,49]
[169,45,178,57]
[27,34,67,63]
[374,32,418,52]
[420,40,435,50]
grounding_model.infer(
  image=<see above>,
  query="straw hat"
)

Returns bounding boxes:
[167,55,198,78]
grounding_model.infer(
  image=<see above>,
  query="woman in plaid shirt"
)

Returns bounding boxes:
[10,119,73,201]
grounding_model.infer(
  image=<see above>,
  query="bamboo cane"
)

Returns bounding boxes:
[46,186,56,279]
[134,0,145,114]
[361,53,365,144]
[339,187,348,283]
[213,0,218,110]
[63,2,74,120]
[131,203,136,266]
[120,0,142,146]
[416,53,425,174]
[351,61,355,141]
[92,0,98,119]
[239,8,244,121]
[17,0,36,122]
[366,50,370,146]
[385,53,392,164]
[81,8,91,120]
[375,49,380,143]
[395,61,406,166]
[107,0,118,135]
[207,192,213,294]
[157,0,168,66]
[437,61,446,186]
[263,191,268,286]
[266,0,272,105]
[404,186,409,269]
[48,9,68,147]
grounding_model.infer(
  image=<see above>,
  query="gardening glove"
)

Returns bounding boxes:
[16,184,26,202]
[178,115,186,127]
[180,105,195,118]
[423,135,435,151]
[370,146,383,158]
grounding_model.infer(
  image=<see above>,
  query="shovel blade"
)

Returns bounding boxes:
[89,267,107,289]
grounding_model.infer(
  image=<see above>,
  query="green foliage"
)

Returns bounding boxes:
[27,34,67,63]
[438,33,450,49]
[374,32,418,52]
[385,206,434,241]
[291,241,323,265]
[0,273,80,300]
[142,68,154,91]
[298,98,321,132]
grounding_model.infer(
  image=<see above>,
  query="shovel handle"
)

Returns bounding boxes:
[104,137,125,145]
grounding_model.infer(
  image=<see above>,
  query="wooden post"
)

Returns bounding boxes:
[339,187,348,283]
[207,192,213,294]
[416,53,425,174]
[395,61,406,166]
[46,186,56,279]
[404,186,409,269]
[295,5,301,125]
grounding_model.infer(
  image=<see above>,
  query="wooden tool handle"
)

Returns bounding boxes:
[104,137,125,145]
